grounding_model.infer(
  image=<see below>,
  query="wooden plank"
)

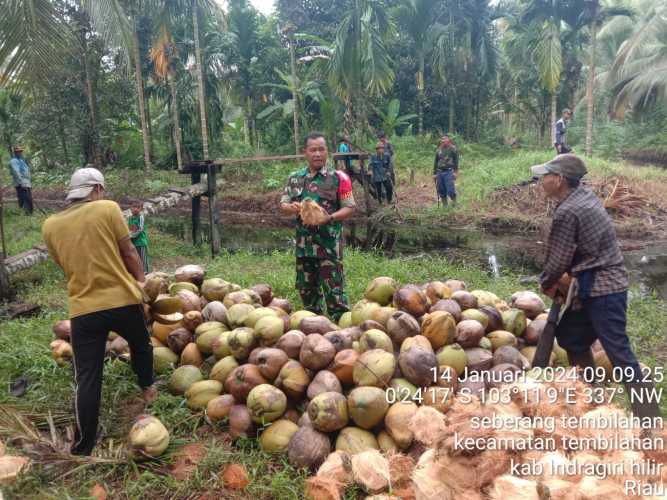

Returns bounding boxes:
[4,245,50,275]
[207,164,221,255]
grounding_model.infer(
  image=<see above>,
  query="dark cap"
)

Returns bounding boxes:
[530,154,587,179]
[13,145,24,152]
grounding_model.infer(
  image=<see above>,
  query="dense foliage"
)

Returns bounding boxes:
[1,0,666,170]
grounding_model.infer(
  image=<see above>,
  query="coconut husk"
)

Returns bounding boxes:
[605,449,656,483]
[575,476,627,500]
[387,452,415,489]
[642,427,667,465]
[537,451,572,481]
[221,463,250,490]
[305,477,343,500]
[539,478,573,500]
[391,485,417,500]
[0,455,30,483]
[317,451,353,487]
[301,199,330,226]
[412,450,455,500]
[577,405,638,446]
[488,475,539,500]
[351,450,391,494]
[409,406,447,447]
[437,396,492,457]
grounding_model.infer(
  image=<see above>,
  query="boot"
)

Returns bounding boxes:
[567,349,596,370]
[450,197,457,207]
[624,380,663,422]
[441,197,448,207]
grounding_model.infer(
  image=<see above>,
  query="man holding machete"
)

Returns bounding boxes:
[530,154,661,422]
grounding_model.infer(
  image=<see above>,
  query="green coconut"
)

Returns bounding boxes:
[478,336,493,350]
[254,315,285,346]
[364,277,399,306]
[246,384,287,424]
[307,392,349,432]
[553,341,569,367]
[143,275,167,302]
[151,296,183,315]
[228,327,257,361]
[245,307,279,329]
[227,303,256,328]
[521,346,555,367]
[421,311,457,350]
[359,329,393,353]
[260,419,299,453]
[435,343,468,375]
[460,309,490,330]
[211,331,232,359]
[153,347,178,374]
[347,387,389,429]
[195,329,224,355]
[351,300,382,326]
[129,415,170,460]
[275,360,311,399]
[169,282,199,296]
[289,310,317,330]
[210,356,239,384]
[487,330,518,351]
[338,312,353,329]
[185,380,223,409]
[206,394,236,422]
[376,431,398,453]
[353,349,396,387]
[335,427,380,455]
[388,378,419,402]
[502,309,527,337]
[200,278,229,301]
[470,290,501,307]
[168,365,203,395]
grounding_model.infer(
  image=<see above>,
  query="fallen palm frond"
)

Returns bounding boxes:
[597,177,649,218]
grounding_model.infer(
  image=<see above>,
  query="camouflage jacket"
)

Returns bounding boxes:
[281,164,356,260]
[433,146,459,174]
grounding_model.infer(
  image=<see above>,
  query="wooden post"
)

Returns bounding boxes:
[191,172,202,245]
[359,157,372,216]
[207,163,221,256]
[0,177,12,300]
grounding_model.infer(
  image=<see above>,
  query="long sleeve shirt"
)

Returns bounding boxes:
[540,186,628,298]
[9,157,31,188]
[433,146,459,174]
[554,118,567,147]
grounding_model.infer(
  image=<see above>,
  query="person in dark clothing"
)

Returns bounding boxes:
[377,132,395,184]
[531,154,661,425]
[337,135,353,175]
[433,135,459,206]
[370,143,393,204]
[554,108,573,154]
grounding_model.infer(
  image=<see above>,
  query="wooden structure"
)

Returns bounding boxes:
[179,161,222,255]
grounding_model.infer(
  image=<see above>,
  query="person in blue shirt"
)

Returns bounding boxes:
[8,145,33,215]
[554,108,573,154]
[370,143,393,204]
[337,134,353,175]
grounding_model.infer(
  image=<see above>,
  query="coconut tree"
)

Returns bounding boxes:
[375,99,417,137]
[150,27,183,169]
[329,0,394,143]
[396,0,440,135]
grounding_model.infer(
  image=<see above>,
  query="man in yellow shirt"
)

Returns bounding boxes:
[42,167,156,456]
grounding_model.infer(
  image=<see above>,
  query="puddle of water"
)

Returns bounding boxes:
[151,215,667,299]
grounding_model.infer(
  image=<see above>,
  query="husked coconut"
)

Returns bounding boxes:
[351,450,390,494]
[317,450,353,487]
[409,406,447,446]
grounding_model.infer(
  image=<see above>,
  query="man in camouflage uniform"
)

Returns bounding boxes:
[280,132,356,320]
[433,135,459,206]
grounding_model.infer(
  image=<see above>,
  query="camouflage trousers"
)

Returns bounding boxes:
[295,257,350,321]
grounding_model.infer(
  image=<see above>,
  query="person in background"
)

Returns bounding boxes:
[280,132,356,321]
[377,132,395,185]
[370,143,393,204]
[8,145,33,215]
[433,135,459,207]
[554,108,573,154]
[337,134,353,176]
[42,167,156,456]
[531,154,661,424]
[128,200,151,273]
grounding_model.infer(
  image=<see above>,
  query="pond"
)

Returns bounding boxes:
[151,215,667,299]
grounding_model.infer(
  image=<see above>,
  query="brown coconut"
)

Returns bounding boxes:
[256,348,289,381]
[167,328,192,354]
[288,426,331,470]
[270,297,293,315]
[393,285,429,318]
[329,349,359,385]
[423,281,453,304]
[398,347,438,387]
[524,318,546,345]
[53,320,71,340]
[451,290,478,310]
[206,394,236,422]
[180,342,204,367]
[182,311,204,332]
[307,371,343,399]
[489,475,539,500]
[511,291,546,319]
[492,345,526,369]
[276,330,306,359]
[251,283,273,306]
[324,331,354,352]
[360,319,386,332]
[177,290,201,313]
[201,301,228,324]
[455,320,485,348]
[300,334,336,371]
[429,299,462,322]
[275,360,311,399]
[479,305,504,333]
[224,364,267,403]
[421,311,457,350]
[308,392,349,432]
[300,316,339,335]
[463,347,493,373]
[386,311,421,346]
[229,405,255,439]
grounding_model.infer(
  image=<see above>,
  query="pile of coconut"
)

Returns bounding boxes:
[47,265,665,496]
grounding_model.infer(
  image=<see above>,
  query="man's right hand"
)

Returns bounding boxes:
[281,201,302,216]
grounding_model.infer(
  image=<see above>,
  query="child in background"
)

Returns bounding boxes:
[128,200,151,273]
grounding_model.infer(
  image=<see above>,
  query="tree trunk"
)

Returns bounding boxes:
[417,49,425,135]
[343,95,354,137]
[550,92,557,147]
[585,21,597,157]
[81,33,102,168]
[448,89,455,133]
[145,92,154,156]
[133,22,152,170]
[168,74,183,170]
[58,115,70,167]
[289,39,300,154]
[243,96,251,145]
[192,4,210,161]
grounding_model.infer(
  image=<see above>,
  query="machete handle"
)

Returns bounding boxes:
[531,294,564,369]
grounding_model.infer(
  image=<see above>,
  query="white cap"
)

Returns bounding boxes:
[66,167,105,201]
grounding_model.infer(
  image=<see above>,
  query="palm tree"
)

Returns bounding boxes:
[280,22,301,153]
[150,26,183,169]
[376,98,417,136]
[396,0,440,135]
[329,0,394,143]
